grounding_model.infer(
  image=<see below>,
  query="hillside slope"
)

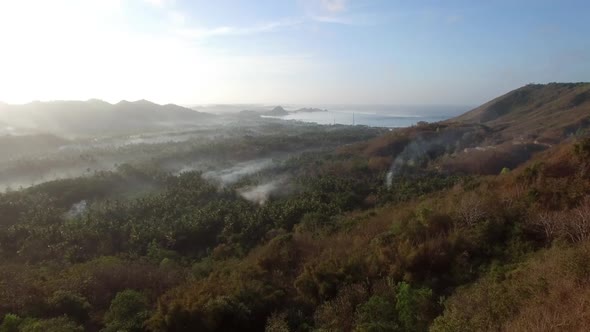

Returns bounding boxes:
[346,83,590,176]
[453,82,590,142]
[0,99,216,136]
[1,85,590,331]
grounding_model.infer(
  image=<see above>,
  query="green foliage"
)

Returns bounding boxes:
[0,314,22,332]
[395,282,434,332]
[354,296,398,332]
[1,118,590,331]
[202,296,252,331]
[574,137,590,161]
[265,312,290,332]
[19,316,83,332]
[102,290,150,332]
[520,161,544,184]
[380,173,461,204]
[46,291,91,323]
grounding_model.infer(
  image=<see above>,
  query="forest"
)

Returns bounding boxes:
[1,83,590,331]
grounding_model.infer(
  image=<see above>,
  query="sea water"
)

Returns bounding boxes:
[262,105,470,128]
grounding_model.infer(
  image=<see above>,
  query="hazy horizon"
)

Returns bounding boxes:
[1,0,589,106]
[0,98,474,108]
[0,99,473,118]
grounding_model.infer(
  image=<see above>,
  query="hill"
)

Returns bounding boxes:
[263,106,289,116]
[453,82,590,143]
[241,106,329,117]
[0,99,216,136]
[1,85,590,331]
[341,83,590,176]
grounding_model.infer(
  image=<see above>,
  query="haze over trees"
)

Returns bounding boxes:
[0,83,589,331]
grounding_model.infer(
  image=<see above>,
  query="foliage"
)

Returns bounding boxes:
[0,314,22,332]
[102,290,150,332]
[354,296,398,332]
[395,282,434,332]
[19,316,83,332]
[1,119,590,331]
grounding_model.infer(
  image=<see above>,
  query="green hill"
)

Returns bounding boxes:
[1,85,590,331]
[454,82,590,142]
[0,99,216,136]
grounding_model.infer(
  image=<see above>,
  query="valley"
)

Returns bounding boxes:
[1,83,590,331]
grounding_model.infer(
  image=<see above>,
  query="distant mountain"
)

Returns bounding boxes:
[291,107,327,113]
[244,106,328,117]
[453,82,590,142]
[263,106,289,116]
[191,104,269,114]
[0,99,216,136]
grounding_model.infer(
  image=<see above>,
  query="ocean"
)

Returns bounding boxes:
[261,104,470,128]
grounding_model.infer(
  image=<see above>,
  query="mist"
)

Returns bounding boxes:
[237,179,287,205]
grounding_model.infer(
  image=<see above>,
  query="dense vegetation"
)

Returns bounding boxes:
[1,83,590,331]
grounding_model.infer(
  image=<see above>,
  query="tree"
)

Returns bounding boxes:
[0,314,22,332]
[20,316,83,332]
[265,312,290,332]
[354,296,398,332]
[395,282,434,332]
[47,291,91,323]
[102,290,150,332]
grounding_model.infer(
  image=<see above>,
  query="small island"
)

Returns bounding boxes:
[259,106,328,117]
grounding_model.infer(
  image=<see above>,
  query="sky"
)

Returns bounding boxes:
[0,0,589,106]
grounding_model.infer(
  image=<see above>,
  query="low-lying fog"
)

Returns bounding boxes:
[1,101,459,201]
[0,112,381,202]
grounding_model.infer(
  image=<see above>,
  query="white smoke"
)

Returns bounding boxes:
[385,130,462,188]
[385,138,429,188]
[237,179,284,205]
[203,159,274,185]
[65,200,87,218]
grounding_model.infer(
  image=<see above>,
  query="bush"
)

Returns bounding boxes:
[103,290,150,332]
[20,316,83,332]
[47,291,91,323]
[0,314,22,332]
[395,282,434,332]
[265,312,290,332]
[354,296,398,332]
[315,284,368,331]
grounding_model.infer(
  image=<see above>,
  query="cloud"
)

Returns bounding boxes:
[144,0,173,7]
[0,0,313,104]
[310,13,376,25]
[176,18,302,39]
[445,14,463,24]
[168,10,186,25]
[311,15,353,24]
[302,0,372,26]
[320,0,347,13]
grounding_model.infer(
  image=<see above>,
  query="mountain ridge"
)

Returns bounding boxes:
[0,99,216,136]
[452,82,590,142]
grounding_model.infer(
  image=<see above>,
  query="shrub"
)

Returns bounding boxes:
[20,316,83,332]
[103,290,150,332]
[573,137,590,162]
[354,296,398,332]
[0,314,22,332]
[46,291,91,323]
[315,284,369,331]
[395,282,434,332]
[265,312,290,332]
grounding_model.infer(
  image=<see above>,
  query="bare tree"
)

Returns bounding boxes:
[265,312,290,332]
[530,198,590,243]
[530,211,562,241]
[457,193,487,227]
[564,198,590,243]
